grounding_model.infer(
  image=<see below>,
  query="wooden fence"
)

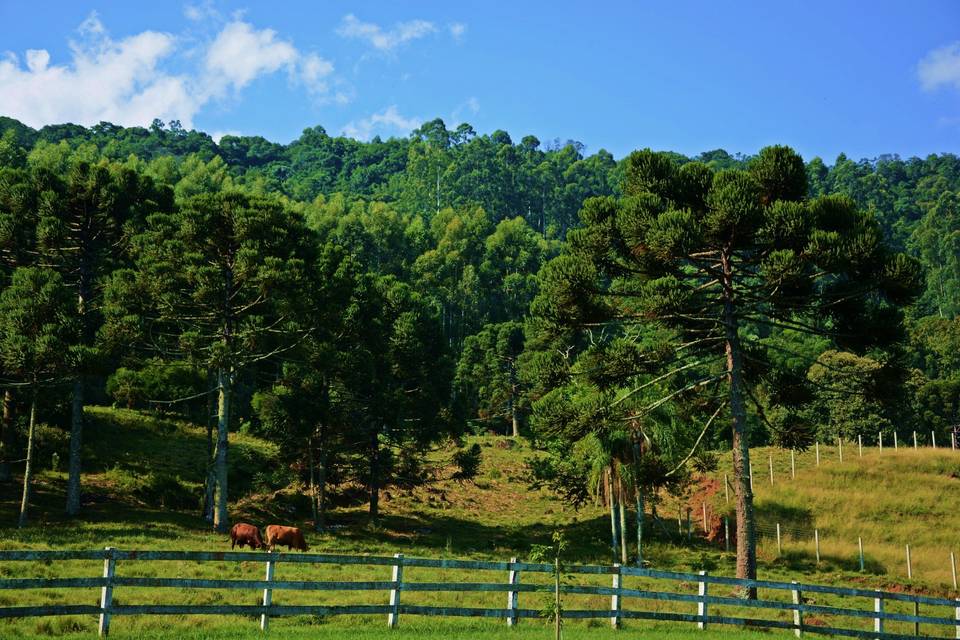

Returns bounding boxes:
[1,548,959,638]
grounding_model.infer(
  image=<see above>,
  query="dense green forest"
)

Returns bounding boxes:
[0,115,957,582]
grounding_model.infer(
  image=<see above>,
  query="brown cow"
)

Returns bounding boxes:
[264,525,309,552]
[230,523,266,550]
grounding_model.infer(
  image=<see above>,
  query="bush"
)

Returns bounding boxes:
[452,443,482,481]
[106,360,206,417]
[100,466,198,510]
[136,472,198,510]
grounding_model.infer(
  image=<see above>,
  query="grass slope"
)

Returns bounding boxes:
[1,408,959,639]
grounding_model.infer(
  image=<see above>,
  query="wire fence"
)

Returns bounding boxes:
[661,436,960,587]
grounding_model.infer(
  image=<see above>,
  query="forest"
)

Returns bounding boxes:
[0,115,958,585]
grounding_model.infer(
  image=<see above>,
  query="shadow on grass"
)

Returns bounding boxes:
[771,549,886,575]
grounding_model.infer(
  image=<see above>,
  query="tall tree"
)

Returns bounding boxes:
[0,167,41,482]
[37,159,167,516]
[532,146,921,590]
[0,267,77,527]
[103,191,309,531]
[456,321,526,436]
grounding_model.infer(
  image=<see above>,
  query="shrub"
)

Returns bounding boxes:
[452,443,482,481]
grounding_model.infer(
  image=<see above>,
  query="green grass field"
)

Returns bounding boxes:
[2,407,960,639]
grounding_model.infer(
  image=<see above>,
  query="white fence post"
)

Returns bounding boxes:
[769,453,774,485]
[724,473,729,504]
[697,570,708,630]
[952,551,958,591]
[791,449,796,480]
[858,537,865,572]
[906,545,913,580]
[838,438,843,463]
[858,435,862,458]
[879,432,883,454]
[388,553,403,628]
[702,502,707,533]
[914,431,918,450]
[894,432,898,450]
[954,598,960,640]
[260,552,276,632]
[611,563,621,629]
[776,523,782,556]
[507,556,519,627]
[791,580,803,638]
[98,547,116,638]
[874,590,884,638]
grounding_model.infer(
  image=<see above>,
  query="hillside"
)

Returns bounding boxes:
[4,408,960,638]
[3,407,960,593]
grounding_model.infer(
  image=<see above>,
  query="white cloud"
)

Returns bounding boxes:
[449,23,466,42]
[341,105,421,140]
[299,52,335,94]
[0,13,340,129]
[918,42,960,92]
[210,130,241,143]
[184,1,219,22]
[0,14,198,128]
[336,14,436,52]
[205,21,295,94]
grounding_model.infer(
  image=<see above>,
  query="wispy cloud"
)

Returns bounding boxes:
[0,13,339,129]
[449,23,466,42]
[341,105,422,140]
[336,14,437,52]
[918,42,960,92]
[183,1,220,23]
[451,96,480,123]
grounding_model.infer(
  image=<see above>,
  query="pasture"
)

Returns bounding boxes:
[3,407,960,638]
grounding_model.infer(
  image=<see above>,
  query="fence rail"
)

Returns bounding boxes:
[1,548,958,638]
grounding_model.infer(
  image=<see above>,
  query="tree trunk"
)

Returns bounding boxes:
[722,250,757,597]
[619,497,628,564]
[65,377,84,516]
[368,429,380,521]
[308,438,318,529]
[509,365,520,437]
[18,390,37,528]
[212,368,231,532]
[607,468,620,563]
[316,433,327,531]
[0,390,13,483]
[635,486,644,566]
[67,257,93,518]
[202,372,216,522]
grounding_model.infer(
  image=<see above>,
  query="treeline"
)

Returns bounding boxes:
[0,117,957,550]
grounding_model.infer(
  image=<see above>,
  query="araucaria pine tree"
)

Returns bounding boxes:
[532,146,921,589]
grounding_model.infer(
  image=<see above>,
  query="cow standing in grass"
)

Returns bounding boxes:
[230,523,266,550]
[265,525,309,552]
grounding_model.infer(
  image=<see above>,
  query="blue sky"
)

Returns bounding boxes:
[1,1,959,161]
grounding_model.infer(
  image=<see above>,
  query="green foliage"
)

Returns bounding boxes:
[806,350,893,440]
[451,443,482,481]
[0,267,77,381]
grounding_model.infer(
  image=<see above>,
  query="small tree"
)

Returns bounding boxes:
[530,530,569,640]
[0,267,77,527]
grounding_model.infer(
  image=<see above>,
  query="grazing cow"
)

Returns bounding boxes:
[230,523,265,550]
[265,525,309,552]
